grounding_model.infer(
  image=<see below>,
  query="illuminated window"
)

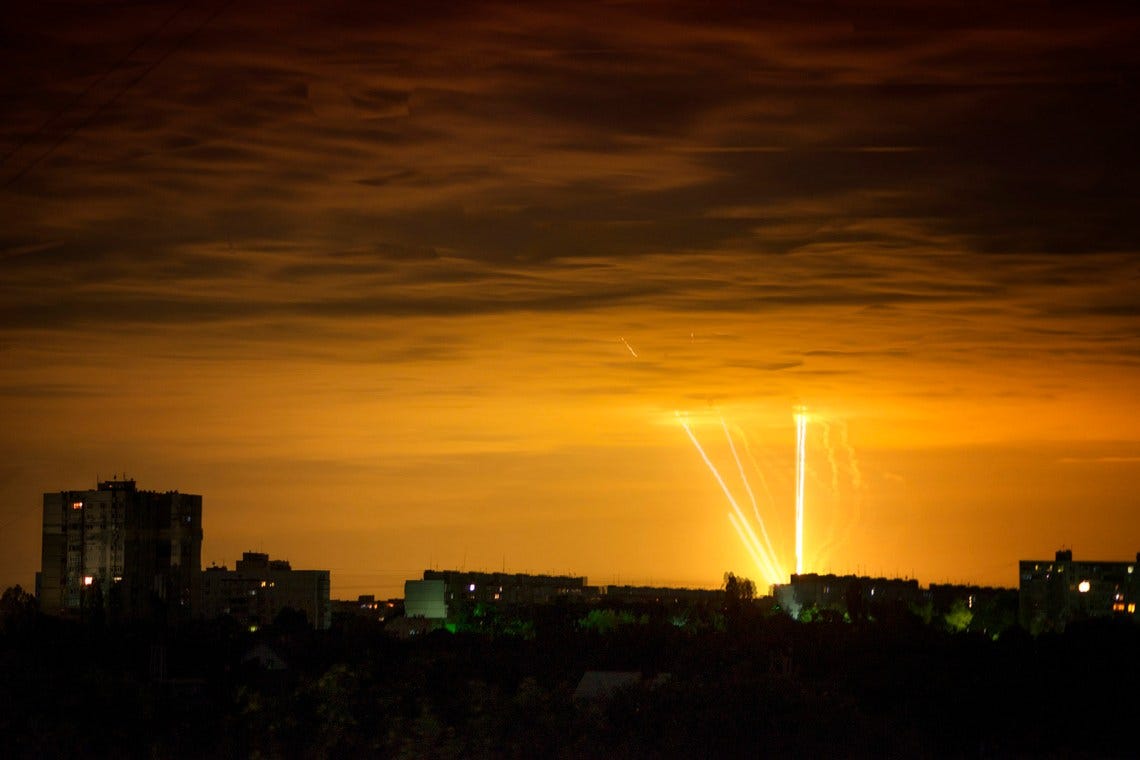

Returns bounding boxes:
[83,576,94,586]
[1129,566,1134,575]
[1129,603,1136,614]
[1078,580,1091,593]
[72,502,84,510]
[260,580,267,588]
[468,583,476,592]
[1113,602,1125,612]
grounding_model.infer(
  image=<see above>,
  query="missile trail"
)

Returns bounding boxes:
[795,409,807,575]
[728,512,770,587]
[677,413,781,585]
[721,417,784,580]
[731,423,778,509]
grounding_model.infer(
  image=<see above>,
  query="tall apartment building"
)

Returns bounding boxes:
[39,478,202,624]
[201,552,331,630]
[1019,549,1139,634]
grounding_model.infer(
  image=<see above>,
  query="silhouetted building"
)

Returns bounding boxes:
[331,594,401,625]
[39,478,202,624]
[423,569,587,607]
[593,585,724,607]
[1019,549,1139,634]
[404,579,447,619]
[201,552,331,630]
[774,573,923,620]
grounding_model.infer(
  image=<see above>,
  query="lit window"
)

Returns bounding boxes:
[83,576,94,586]
[1113,602,1125,612]
[1129,603,1136,614]
[260,580,267,588]
[469,583,476,592]
[1078,580,1091,593]
[1129,567,1134,575]
[72,502,83,510]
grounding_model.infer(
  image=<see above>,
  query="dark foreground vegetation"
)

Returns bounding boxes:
[2,584,1137,759]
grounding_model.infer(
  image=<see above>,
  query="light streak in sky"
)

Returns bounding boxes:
[679,403,861,583]
[795,407,807,575]
[721,417,783,577]
[619,337,638,358]
[676,412,782,585]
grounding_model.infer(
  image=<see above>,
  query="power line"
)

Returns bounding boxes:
[0,0,192,171]
[3,0,234,190]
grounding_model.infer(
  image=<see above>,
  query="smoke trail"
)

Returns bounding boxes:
[840,420,863,491]
[820,420,840,495]
[813,418,864,570]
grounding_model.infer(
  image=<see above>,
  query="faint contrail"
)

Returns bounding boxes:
[619,337,638,358]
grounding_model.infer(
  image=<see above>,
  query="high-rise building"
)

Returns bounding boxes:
[201,552,331,630]
[1018,549,1139,634]
[38,478,202,624]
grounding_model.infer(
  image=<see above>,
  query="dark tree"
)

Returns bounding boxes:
[0,584,38,634]
[723,572,756,626]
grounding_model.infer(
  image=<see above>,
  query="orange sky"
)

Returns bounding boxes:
[2,1,1138,598]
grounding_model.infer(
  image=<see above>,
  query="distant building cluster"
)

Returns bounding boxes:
[33,479,1140,636]
[773,550,1139,634]
[37,479,331,629]
[404,569,725,623]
